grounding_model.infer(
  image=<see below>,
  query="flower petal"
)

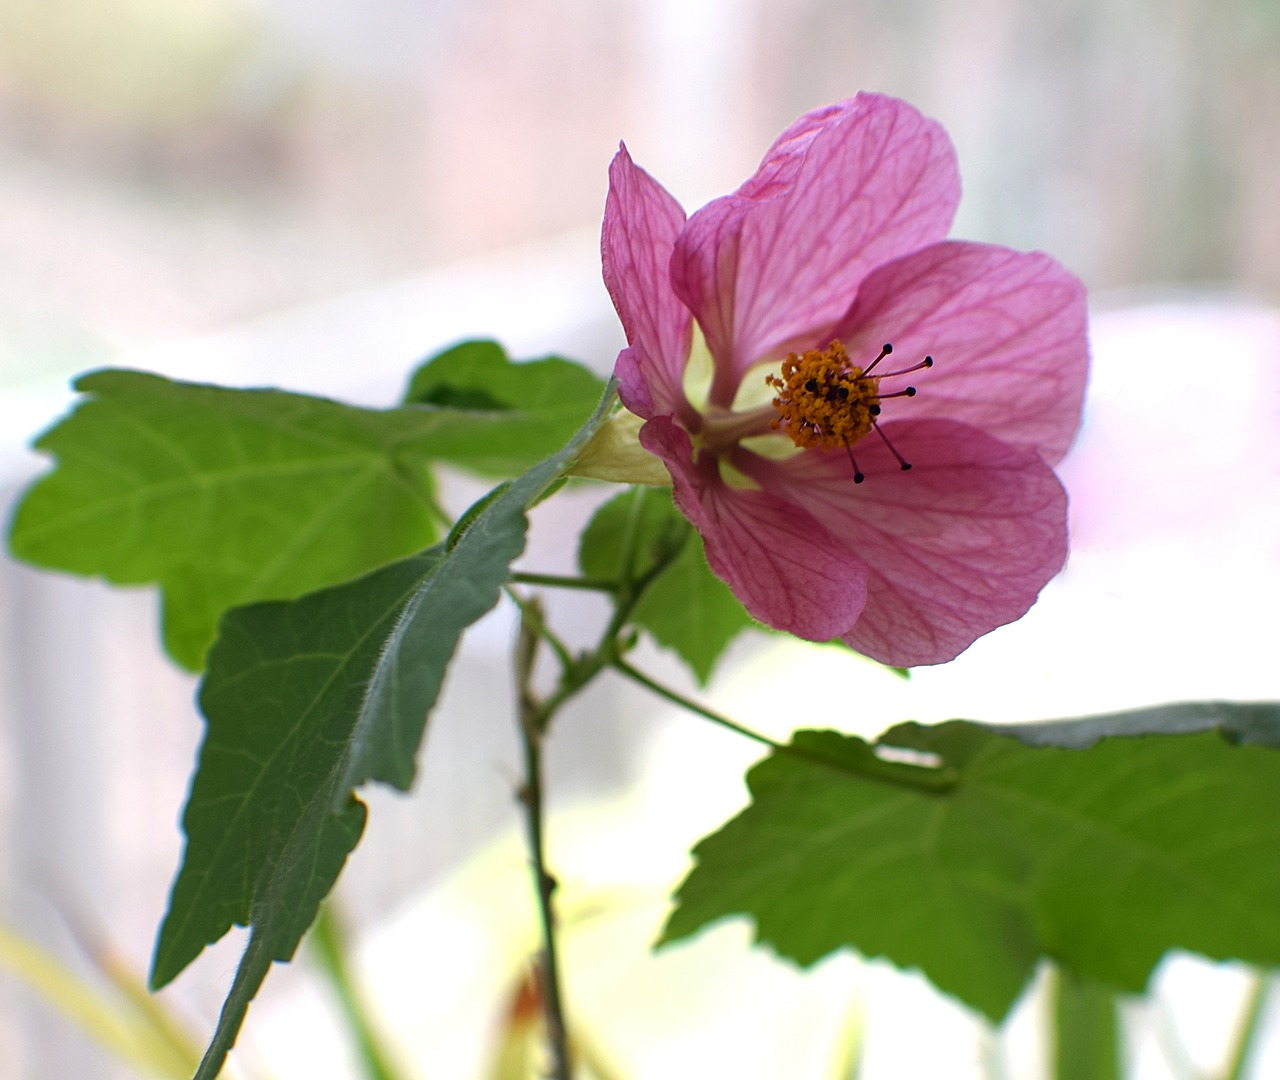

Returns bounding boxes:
[735,418,1068,666]
[735,98,867,200]
[601,144,695,423]
[640,416,869,641]
[671,93,960,404]
[835,240,1089,464]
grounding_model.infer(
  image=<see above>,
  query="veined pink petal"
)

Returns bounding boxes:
[671,93,960,405]
[835,240,1089,464]
[734,419,1068,666]
[601,145,695,423]
[640,416,869,641]
[736,98,865,200]
[602,94,1088,665]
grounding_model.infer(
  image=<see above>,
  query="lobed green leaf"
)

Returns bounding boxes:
[663,706,1280,1021]
[153,380,617,1079]
[10,371,443,668]
[10,348,603,670]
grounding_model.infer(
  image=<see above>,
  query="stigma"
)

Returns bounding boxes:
[765,340,933,481]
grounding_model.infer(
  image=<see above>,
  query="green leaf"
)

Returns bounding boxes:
[991,699,1280,750]
[578,487,757,684]
[153,381,617,1080]
[578,486,690,581]
[403,340,607,476]
[631,540,759,685]
[9,370,448,670]
[663,709,1280,1021]
[10,356,603,670]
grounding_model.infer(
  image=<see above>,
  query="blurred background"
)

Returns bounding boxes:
[2,0,1279,1077]
[0,0,1277,387]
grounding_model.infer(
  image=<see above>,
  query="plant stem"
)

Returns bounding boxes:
[1048,966,1120,1080]
[499,494,705,1077]
[612,658,957,792]
[1223,971,1269,1080]
[505,586,575,672]
[514,599,573,1080]
[611,658,783,750]
[309,904,408,1080]
[511,571,619,592]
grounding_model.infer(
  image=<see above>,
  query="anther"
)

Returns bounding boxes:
[766,339,929,467]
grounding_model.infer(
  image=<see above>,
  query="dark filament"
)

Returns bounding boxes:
[844,443,865,484]
[865,355,933,381]
[829,343,932,481]
[859,343,894,377]
[873,422,912,471]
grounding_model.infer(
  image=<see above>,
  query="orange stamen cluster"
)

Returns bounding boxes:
[766,340,881,452]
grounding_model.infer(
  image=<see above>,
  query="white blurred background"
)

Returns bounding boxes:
[1,0,1279,1077]
[0,0,1277,383]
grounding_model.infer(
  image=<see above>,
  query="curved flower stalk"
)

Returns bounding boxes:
[601,92,1089,667]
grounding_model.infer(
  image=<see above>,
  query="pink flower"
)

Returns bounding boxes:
[601,93,1089,667]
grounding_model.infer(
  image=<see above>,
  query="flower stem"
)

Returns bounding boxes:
[514,598,573,1080]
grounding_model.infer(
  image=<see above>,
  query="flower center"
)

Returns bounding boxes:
[765,340,932,482]
[766,341,882,451]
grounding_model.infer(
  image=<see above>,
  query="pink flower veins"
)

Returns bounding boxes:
[601,93,1089,666]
